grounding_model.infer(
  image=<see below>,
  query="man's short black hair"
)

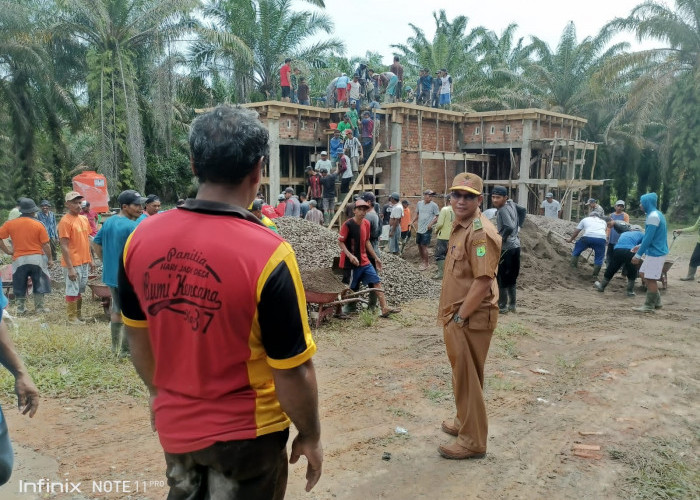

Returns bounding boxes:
[394,56,399,62]
[284,58,291,63]
[189,106,269,185]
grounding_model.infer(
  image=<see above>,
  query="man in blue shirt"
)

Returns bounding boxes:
[631,192,669,312]
[595,223,644,296]
[329,129,343,168]
[92,190,145,355]
[37,200,58,260]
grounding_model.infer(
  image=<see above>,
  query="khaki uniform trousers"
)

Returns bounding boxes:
[443,319,493,453]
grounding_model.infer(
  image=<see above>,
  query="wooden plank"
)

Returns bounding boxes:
[328,142,382,229]
[420,151,491,162]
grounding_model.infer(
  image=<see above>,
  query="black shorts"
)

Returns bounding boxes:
[281,86,291,98]
[416,230,432,246]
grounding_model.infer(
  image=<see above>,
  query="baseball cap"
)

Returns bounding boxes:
[80,200,89,208]
[117,189,146,206]
[492,186,508,196]
[18,198,39,214]
[145,194,160,204]
[450,173,483,195]
[587,198,597,204]
[615,200,625,207]
[65,191,84,202]
[251,199,263,211]
[40,200,51,207]
[309,199,317,206]
[390,192,401,201]
[320,151,328,155]
[545,192,553,198]
[361,192,376,204]
[354,199,370,208]
[630,224,642,231]
[284,187,294,194]
[319,167,328,173]
[423,189,436,195]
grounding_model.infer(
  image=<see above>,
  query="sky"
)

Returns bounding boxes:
[310,0,661,65]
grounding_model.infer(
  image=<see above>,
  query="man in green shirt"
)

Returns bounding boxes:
[673,214,700,281]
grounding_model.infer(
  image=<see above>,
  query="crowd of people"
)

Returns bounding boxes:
[280,56,455,110]
[0,103,697,495]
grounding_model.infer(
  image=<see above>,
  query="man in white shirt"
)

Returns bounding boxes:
[343,131,363,178]
[540,192,561,218]
[412,189,440,270]
[387,193,404,255]
[315,151,332,172]
[566,214,607,278]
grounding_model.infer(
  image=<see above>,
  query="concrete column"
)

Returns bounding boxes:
[517,120,532,207]
[268,118,281,200]
[390,122,403,194]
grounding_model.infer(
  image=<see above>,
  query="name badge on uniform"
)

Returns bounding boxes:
[476,245,486,257]
[473,218,483,231]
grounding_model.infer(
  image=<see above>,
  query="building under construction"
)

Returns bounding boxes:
[242,101,601,225]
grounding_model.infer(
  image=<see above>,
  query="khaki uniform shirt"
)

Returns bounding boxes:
[438,209,501,328]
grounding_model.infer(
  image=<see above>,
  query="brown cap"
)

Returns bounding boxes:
[64,191,84,202]
[354,199,370,208]
[449,173,483,195]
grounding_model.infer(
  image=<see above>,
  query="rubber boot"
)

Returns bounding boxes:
[507,286,517,313]
[680,265,697,281]
[33,293,50,313]
[16,297,27,315]
[367,290,378,311]
[592,265,602,278]
[594,278,609,292]
[626,279,636,297]
[432,260,444,280]
[570,255,580,268]
[110,322,122,354]
[498,287,508,314]
[76,297,83,320]
[66,301,84,324]
[632,291,657,313]
[655,291,662,309]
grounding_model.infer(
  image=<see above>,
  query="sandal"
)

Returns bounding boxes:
[380,308,401,318]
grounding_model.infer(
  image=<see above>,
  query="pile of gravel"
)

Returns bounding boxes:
[275,217,440,304]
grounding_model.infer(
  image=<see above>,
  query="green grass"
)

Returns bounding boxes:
[486,375,517,391]
[359,309,378,327]
[609,437,700,499]
[422,386,452,404]
[0,320,144,400]
[492,322,532,359]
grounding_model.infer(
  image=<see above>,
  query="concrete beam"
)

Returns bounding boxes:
[268,118,281,198]
[517,122,532,206]
[390,122,403,193]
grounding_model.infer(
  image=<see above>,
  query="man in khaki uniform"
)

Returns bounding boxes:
[437,172,501,459]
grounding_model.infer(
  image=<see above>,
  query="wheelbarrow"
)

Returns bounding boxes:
[301,268,378,328]
[87,281,112,316]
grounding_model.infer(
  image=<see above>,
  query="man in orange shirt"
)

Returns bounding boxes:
[0,198,53,315]
[400,200,411,253]
[58,191,94,324]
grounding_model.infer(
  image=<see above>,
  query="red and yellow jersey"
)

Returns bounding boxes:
[118,199,315,454]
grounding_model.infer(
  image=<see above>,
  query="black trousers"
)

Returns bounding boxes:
[12,264,50,297]
[604,248,638,281]
[497,248,521,288]
[164,429,289,500]
[690,242,700,267]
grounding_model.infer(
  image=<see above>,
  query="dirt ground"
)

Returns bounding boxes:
[2,225,699,499]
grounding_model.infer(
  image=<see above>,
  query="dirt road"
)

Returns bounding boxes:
[2,226,699,499]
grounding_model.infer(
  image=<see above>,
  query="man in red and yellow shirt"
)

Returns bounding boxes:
[119,106,321,499]
[58,191,94,323]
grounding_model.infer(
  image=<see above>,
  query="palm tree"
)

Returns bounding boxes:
[391,10,486,108]
[54,0,198,194]
[193,0,342,103]
[602,0,700,214]
[523,22,629,116]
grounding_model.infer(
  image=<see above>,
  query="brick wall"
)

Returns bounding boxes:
[400,116,459,151]
[462,118,578,144]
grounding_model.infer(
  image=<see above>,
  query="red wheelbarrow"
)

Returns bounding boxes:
[301,268,377,328]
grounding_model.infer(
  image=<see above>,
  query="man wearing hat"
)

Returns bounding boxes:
[540,192,561,219]
[491,186,521,313]
[0,198,53,315]
[58,191,95,323]
[284,187,300,217]
[412,189,440,270]
[587,198,604,218]
[315,152,332,173]
[249,199,279,233]
[606,200,629,267]
[37,200,59,260]
[92,190,145,354]
[437,173,501,460]
[80,200,98,237]
[143,194,161,217]
[387,193,404,255]
[337,198,400,318]
[304,199,323,225]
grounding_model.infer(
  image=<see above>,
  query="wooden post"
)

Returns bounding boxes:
[328,142,382,229]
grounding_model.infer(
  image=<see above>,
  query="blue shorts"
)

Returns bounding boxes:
[350,264,381,290]
[440,93,451,105]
